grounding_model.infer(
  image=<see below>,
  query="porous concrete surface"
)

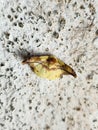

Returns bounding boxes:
[0,0,98,130]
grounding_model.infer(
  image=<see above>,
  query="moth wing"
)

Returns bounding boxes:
[61,63,77,78]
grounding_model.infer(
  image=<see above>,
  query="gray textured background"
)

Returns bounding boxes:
[0,0,98,130]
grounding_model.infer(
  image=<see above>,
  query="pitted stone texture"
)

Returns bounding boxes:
[0,0,98,130]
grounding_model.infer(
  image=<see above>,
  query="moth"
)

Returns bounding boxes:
[22,55,77,80]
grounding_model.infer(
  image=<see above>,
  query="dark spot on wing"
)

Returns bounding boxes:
[47,57,56,64]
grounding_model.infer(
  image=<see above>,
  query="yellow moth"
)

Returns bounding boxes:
[22,55,77,80]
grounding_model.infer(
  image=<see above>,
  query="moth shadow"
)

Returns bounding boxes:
[16,49,52,61]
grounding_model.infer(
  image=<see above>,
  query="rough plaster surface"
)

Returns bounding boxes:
[0,0,98,130]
